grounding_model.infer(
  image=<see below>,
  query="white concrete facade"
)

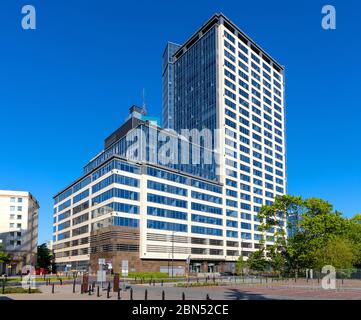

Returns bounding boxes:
[0,190,39,274]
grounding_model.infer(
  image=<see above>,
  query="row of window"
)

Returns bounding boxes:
[92,174,139,194]
[92,188,139,206]
[147,180,187,196]
[55,160,140,205]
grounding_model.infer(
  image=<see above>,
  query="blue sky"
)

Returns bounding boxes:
[0,0,360,243]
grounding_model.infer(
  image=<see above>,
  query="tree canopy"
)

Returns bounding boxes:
[237,195,361,274]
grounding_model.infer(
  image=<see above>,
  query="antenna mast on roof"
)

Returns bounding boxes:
[142,88,147,115]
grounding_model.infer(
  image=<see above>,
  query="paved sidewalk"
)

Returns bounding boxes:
[2,282,361,300]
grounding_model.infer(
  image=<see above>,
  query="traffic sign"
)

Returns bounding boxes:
[121,260,129,277]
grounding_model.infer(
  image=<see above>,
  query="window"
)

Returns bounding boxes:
[192,214,222,226]
[147,207,187,220]
[148,180,187,197]
[147,193,187,208]
[224,30,235,43]
[10,206,15,211]
[147,220,187,232]
[191,202,222,215]
[226,209,238,218]
[10,197,15,203]
[191,225,222,236]
[17,206,22,212]
[191,191,222,204]
[241,222,252,230]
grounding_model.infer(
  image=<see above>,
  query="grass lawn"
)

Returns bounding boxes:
[3,276,73,283]
[176,282,219,287]
[1,287,42,294]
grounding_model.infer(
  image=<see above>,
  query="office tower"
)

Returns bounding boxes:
[52,13,286,274]
[168,13,286,249]
[0,190,39,275]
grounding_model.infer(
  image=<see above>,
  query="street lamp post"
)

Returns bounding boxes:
[171,230,175,278]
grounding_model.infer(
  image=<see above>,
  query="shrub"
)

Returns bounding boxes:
[127,272,169,279]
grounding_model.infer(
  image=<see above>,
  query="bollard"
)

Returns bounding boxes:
[60,279,63,286]
[206,293,210,300]
[88,285,92,296]
[144,289,148,300]
[182,292,185,300]
[73,279,76,293]
[81,284,84,294]
[130,288,133,300]
[97,286,100,297]
[162,290,165,300]
[153,280,155,286]
[2,280,5,294]
[118,288,121,300]
[28,286,31,294]
[52,283,55,294]
[149,279,152,286]
[161,280,163,287]
[107,285,110,299]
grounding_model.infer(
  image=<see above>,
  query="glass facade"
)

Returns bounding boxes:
[162,42,181,129]
[174,26,218,135]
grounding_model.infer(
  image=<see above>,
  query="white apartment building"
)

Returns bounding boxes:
[0,190,39,275]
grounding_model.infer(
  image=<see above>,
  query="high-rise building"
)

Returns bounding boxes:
[0,190,39,275]
[52,13,286,274]
[167,12,287,245]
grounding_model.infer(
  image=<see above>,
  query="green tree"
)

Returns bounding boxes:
[313,237,356,269]
[235,256,248,275]
[266,246,286,275]
[0,243,9,264]
[344,214,361,267]
[288,198,351,270]
[257,195,358,273]
[247,249,268,272]
[36,243,54,272]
